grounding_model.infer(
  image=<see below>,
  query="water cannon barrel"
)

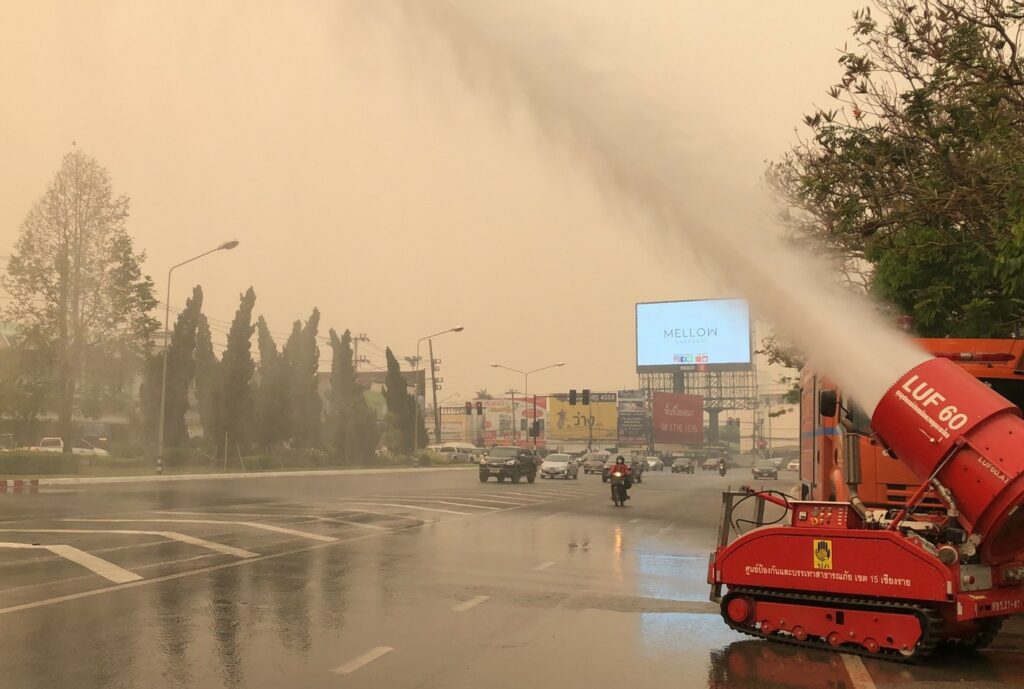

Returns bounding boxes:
[871,357,1024,564]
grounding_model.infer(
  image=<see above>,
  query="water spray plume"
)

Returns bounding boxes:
[388,0,928,412]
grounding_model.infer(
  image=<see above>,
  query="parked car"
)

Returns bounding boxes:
[581,451,611,474]
[540,453,579,480]
[436,445,478,464]
[671,457,695,474]
[31,437,110,457]
[751,458,779,481]
[702,457,722,471]
[479,446,538,483]
[644,456,664,472]
[786,459,800,471]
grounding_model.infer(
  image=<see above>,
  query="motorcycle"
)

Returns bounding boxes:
[610,471,630,507]
[718,462,727,477]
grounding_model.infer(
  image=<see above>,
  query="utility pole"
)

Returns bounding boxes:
[429,339,441,444]
[506,388,519,444]
[352,333,369,372]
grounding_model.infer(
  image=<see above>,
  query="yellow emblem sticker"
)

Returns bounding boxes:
[813,539,833,570]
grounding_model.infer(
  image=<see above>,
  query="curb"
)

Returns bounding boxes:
[21,466,474,487]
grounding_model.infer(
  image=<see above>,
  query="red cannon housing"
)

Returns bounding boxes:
[709,357,1024,660]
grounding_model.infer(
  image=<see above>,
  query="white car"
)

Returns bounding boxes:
[786,459,799,471]
[540,454,579,479]
[32,437,110,457]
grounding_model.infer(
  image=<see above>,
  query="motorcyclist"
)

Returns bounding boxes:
[718,456,728,476]
[610,455,633,501]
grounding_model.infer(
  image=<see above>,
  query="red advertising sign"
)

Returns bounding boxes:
[652,392,704,443]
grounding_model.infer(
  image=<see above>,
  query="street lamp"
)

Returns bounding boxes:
[156,240,239,474]
[490,361,565,446]
[412,326,464,454]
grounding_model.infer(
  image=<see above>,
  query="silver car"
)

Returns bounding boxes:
[540,453,579,479]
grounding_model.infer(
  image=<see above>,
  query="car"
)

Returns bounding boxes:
[671,457,695,474]
[436,445,477,464]
[702,457,722,471]
[540,453,579,479]
[31,437,110,457]
[786,459,800,471]
[751,458,779,481]
[644,456,664,471]
[581,451,611,474]
[479,446,538,483]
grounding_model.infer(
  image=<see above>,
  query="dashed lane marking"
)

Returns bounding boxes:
[0,542,142,584]
[452,595,490,612]
[65,518,337,542]
[340,502,471,516]
[841,653,877,689]
[331,646,394,675]
[533,560,556,571]
[0,528,258,559]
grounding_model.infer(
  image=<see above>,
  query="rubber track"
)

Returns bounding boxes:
[722,587,944,663]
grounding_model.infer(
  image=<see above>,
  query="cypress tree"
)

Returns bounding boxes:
[217,287,256,458]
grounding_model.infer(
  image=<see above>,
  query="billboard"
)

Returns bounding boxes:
[617,390,647,442]
[636,298,751,372]
[652,392,704,444]
[548,393,617,442]
[477,397,548,446]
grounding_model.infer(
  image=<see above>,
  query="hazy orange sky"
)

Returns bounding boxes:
[0,1,863,407]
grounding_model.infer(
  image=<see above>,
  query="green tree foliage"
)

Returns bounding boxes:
[253,316,288,452]
[3,150,158,449]
[194,313,220,444]
[0,342,51,423]
[282,309,322,449]
[328,329,379,464]
[474,389,493,400]
[138,286,204,447]
[216,287,257,458]
[768,0,1024,336]
[383,347,426,452]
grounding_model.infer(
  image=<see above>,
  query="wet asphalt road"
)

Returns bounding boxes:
[0,467,1020,689]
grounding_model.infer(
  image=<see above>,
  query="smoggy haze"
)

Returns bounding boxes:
[0,1,859,402]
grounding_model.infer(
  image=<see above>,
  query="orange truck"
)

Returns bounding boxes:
[799,338,1024,508]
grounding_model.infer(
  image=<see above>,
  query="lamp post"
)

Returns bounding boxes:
[412,326,464,454]
[490,361,565,447]
[156,240,239,474]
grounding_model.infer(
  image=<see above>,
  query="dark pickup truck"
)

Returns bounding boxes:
[479,447,539,483]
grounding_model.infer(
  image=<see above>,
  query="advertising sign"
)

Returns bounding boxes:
[636,298,751,372]
[652,392,704,443]
[548,393,617,442]
[478,397,548,446]
[617,390,647,442]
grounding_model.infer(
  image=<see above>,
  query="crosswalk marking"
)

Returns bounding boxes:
[64,518,337,542]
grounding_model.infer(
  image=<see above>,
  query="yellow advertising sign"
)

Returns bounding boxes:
[813,539,833,570]
[548,394,618,441]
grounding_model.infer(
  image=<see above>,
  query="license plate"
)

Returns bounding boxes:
[490,469,501,474]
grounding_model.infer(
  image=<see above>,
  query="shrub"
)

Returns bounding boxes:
[0,452,80,475]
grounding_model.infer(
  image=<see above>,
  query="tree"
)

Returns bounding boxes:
[252,316,288,452]
[139,285,204,447]
[473,389,494,400]
[382,347,426,453]
[281,309,322,448]
[216,287,256,459]
[769,0,1024,337]
[327,329,378,464]
[194,313,220,445]
[3,150,158,450]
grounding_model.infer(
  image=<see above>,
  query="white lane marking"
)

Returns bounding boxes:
[343,498,499,511]
[452,595,490,612]
[150,510,390,532]
[841,654,877,689]
[65,518,337,542]
[630,518,641,523]
[332,646,394,675]
[340,502,470,516]
[533,560,556,571]
[0,542,142,584]
[420,495,537,506]
[0,529,257,559]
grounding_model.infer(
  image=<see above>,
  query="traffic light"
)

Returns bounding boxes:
[465,402,472,416]
[476,401,483,415]
[530,420,540,438]
[569,389,577,405]
[582,389,591,406]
